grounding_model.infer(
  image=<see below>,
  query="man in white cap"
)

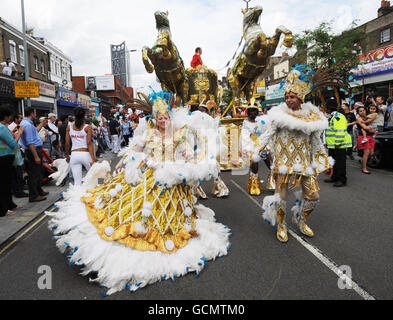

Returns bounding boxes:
[47,113,59,156]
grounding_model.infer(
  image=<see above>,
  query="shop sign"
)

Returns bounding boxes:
[265,83,284,100]
[89,105,99,117]
[354,44,393,79]
[254,80,265,96]
[78,94,91,109]
[39,81,55,97]
[57,88,78,107]
[14,81,39,98]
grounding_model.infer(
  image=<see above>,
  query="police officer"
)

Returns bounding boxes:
[324,101,352,187]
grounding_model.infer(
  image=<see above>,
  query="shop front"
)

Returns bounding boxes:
[28,79,56,117]
[78,93,91,114]
[57,88,79,117]
[262,83,285,109]
[98,96,112,119]
[89,98,100,119]
[353,44,393,101]
[0,75,20,113]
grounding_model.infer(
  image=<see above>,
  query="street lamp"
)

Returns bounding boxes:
[21,0,31,112]
[128,49,137,92]
[243,0,252,10]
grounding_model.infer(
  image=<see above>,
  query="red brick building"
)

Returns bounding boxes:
[72,75,133,105]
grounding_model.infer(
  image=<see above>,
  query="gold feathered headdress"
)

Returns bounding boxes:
[281,63,349,102]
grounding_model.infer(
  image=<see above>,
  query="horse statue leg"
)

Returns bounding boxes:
[142,46,155,73]
[267,26,293,56]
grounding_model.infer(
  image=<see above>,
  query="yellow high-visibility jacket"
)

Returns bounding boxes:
[325,112,352,149]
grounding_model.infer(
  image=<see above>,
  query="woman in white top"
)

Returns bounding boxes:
[65,107,95,185]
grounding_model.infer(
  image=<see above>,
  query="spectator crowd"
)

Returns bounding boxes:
[0,103,140,217]
[323,95,393,188]
[1,93,392,216]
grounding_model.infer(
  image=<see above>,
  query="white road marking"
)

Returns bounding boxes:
[230,179,376,300]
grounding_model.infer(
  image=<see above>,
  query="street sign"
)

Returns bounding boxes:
[14,81,39,98]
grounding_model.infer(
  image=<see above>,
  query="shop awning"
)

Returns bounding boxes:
[261,97,285,108]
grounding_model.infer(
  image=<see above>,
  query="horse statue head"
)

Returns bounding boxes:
[154,11,170,31]
[242,6,263,40]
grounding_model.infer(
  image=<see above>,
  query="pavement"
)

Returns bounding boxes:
[0,153,392,300]
[0,150,117,247]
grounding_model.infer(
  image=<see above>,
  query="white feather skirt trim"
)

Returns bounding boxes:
[46,184,231,295]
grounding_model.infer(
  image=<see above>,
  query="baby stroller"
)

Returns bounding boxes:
[41,148,57,185]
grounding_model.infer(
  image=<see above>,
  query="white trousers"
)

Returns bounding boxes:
[104,135,112,150]
[70,151,92,185]
[111,135,119,153]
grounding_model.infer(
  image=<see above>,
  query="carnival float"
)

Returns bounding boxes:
[140,5,294,171]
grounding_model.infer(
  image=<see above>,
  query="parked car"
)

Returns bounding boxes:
[367,130,393,168]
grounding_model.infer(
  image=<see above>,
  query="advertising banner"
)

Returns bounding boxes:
[57,88,78,107]
[353,44,393,79]
[86,75,115,91]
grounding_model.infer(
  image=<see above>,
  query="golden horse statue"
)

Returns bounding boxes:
[142,11,188,104]
[228,6,294,101]
[142,11,219,107]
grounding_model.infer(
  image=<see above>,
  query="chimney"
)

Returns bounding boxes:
[378,0,393,17]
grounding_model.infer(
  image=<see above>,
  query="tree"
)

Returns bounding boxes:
[293,21,365,100]
[25,25,35,36]
[222,88,233,106]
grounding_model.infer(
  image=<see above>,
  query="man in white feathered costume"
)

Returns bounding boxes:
[240,102,273,195]
[193,100,230,199]
[255,65,334,243]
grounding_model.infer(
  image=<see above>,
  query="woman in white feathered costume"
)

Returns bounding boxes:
[254,65,334,243]
[46,90,231,295]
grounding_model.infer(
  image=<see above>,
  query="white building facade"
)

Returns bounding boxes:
[36,37,73,91]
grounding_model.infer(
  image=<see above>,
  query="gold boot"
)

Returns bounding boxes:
[276,207,288,243]
[265,171,276,190]
[292,200,317,238]
[298,209,314,237]
[247,172,263,195]
[211,176,230,198]
[193,185,208,200]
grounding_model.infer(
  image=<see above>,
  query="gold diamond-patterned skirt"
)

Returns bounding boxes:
[81,168,198,254]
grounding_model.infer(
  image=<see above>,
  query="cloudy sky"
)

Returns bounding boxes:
[1,0,381,93]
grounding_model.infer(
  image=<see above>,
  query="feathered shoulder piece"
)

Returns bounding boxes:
[127,91,153,114]
[268,102,328,134]
[311,61,349,93]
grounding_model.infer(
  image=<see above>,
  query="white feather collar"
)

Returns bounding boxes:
[267,102,328,135]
